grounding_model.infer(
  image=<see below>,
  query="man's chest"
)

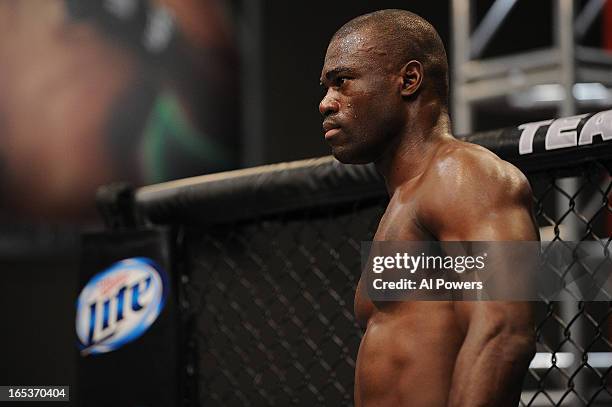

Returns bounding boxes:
[373,197,431,241]
[354,198,433,324]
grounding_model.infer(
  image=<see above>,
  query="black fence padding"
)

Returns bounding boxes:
[137,157,384,225]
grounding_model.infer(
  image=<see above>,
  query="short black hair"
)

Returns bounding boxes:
[332,9,449,107]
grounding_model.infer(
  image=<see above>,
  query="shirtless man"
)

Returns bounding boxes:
[319,10,538,407]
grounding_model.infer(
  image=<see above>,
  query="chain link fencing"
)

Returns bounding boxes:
[521,161,612,407]
[168,159,612,406]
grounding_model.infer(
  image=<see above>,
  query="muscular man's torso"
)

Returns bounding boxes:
[353,140,471,407]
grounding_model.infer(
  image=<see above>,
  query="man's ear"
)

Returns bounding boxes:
[400,60,423,97]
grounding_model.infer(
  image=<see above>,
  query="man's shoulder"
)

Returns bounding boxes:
[420,139,532,210]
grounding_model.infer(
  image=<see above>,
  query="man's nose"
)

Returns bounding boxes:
[319,91,340,117]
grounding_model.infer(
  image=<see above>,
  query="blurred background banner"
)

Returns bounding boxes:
[0,0,239,221]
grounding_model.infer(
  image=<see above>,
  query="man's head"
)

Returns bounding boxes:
[319,9,448,164]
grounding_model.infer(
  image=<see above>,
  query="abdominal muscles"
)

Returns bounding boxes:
[355,302,464,407]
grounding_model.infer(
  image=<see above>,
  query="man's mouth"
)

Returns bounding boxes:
[324,128,341,140]
[323,121,341,140]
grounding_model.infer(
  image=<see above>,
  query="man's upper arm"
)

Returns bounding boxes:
[418,149,538,359]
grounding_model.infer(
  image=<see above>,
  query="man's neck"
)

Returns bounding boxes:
[375,104,452,196]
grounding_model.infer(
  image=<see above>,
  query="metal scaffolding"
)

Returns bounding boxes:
[451,0,612,134]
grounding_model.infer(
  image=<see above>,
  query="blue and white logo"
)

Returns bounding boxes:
[76,257,168,356]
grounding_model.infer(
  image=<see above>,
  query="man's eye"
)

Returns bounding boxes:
[336,77,349,87]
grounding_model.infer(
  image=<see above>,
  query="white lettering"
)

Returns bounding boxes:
[518,120,553,155]
[578,110,612,145]
[409,255,420,273]
[435,279,483,290]
[545,114,588,151]
[420,279,432,289]
[372,256,384,273]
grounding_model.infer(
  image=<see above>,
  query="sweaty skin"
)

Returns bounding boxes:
[319,12,537,407]
[353,141,537,407]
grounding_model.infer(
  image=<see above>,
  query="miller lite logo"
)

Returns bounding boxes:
[76,257,168,355]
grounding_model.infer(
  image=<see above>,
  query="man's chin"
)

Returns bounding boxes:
[331,147,372,165]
